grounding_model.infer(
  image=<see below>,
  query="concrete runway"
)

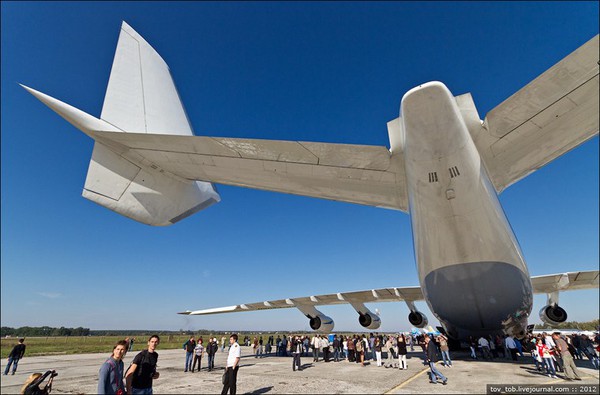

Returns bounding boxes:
[1,347,598,394]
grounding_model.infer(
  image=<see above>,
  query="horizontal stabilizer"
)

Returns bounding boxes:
[90,130,408,212]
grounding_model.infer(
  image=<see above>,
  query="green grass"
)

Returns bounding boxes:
[1,335,212,358]
[0,332,322,358]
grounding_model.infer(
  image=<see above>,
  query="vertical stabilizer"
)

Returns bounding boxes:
[101,21,194,136]
[21,23,220,226]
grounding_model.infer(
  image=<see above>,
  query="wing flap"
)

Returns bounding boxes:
[91,131,409,211]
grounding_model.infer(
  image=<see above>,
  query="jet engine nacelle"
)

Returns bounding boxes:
[358,312,381,330]
[309,314,335,333]
[539,305,568,326]
[408,311,428,328]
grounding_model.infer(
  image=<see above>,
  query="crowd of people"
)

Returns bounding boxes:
[235,332,447,374]
[464,331,600,381]
[467,332,600,366]
[179,336,222,373]
[528,332,599,380]
[217,331,600,385]
[4,330,599,394]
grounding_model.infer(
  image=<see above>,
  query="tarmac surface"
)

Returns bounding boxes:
[1,347,599,394]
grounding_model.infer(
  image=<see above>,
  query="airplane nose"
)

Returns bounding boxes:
[423,261,533,333]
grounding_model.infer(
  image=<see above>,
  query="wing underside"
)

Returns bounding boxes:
[91,130,409,211]
[531,270,599,294]
[179,271,598,316]
[178,286,424,316]
[473,35,599,193]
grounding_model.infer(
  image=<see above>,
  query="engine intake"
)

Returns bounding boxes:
[358,312,381,330]
[408,311,428,328]
[539,305,567,326]
[309,314,334,333]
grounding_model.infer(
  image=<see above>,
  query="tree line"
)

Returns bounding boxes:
[1,327,235,337]
[1,326,91,337]
[535,319,599,331]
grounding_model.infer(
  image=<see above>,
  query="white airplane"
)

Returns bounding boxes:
[22,23,599,339]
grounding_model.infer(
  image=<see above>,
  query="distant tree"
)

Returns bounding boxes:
[1,327,16,337]
[0,326,91,337]
[536,319,599,331]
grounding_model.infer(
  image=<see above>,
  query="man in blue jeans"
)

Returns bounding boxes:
[4,338,26,375]
[425,335,448,385]
[207,338,218,371]
[369,334,376,361]
[182,336,196,372]
[332,335,341,362]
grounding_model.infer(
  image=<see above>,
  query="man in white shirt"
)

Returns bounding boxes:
[544,333,556,349]
[311,335,320,362]
[321,336,331,362]
[505,336,518,361]
[221,334,241,395]
[478,336,492,360]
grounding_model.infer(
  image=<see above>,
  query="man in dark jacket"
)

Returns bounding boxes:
[4,338,26,375]
[424,335,448,385]
[207,338,219,371]
[183,336,196,372]
[332,335,341,362]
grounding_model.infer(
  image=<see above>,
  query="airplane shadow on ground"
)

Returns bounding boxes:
[245,386,274,394]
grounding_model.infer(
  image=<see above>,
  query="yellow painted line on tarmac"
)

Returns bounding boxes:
[384,366,431,394]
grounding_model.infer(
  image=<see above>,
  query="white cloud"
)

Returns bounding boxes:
[37,292,62,299]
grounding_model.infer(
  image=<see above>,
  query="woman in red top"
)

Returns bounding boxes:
[536,338,558,378]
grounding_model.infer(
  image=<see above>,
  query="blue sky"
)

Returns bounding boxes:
[1,2,598,332]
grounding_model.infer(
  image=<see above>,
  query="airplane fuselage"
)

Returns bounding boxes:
[400,82,533,339]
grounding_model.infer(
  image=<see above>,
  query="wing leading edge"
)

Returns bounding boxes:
[178,286,424,316]
[179,270,599,317]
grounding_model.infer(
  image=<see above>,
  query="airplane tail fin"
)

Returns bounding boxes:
[21,22,220,226]
[100,21,194,136]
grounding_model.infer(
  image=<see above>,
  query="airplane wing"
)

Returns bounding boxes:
[531,270,599,294]
[472,34,599,193]
[180,271,599,316]
[91,130,408,211]
[177,286,424,316]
